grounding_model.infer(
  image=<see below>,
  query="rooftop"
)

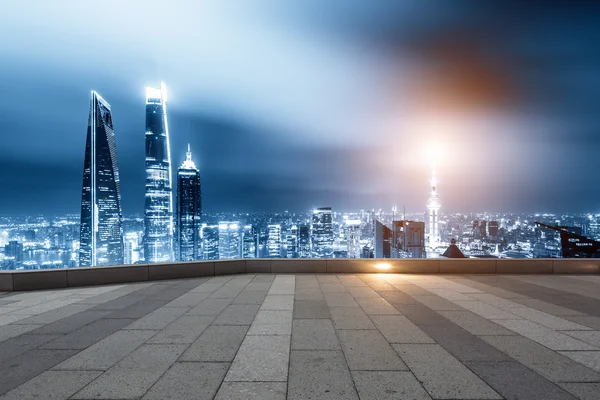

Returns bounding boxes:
[0,270,600,399]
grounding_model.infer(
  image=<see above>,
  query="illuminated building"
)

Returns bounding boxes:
[175,145,201,261]
[344,219,361,258]
[426,166,441,246]
[242,225,257,258]
[286,225,298,258]
[218,222,240,259]
[79,91,124,267]
[297,224,311,258]
[479,220,487,238]
[312,207,333,258]
[201,225,219,260]
[144,82,174,263]
[374,220,392,258]
[489,221,499,237]
[4,240,24,269]
[268,224,282,257]
[392,220,426,258]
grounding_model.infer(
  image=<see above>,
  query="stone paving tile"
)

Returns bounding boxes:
[0,324,43,342]
[377,289,419,305]
[30,310,112,335]
[347,286,380,298]
[315,275,340,284]
[261,295,294,311]
[323,292,359,307]
[559,351,600,372]
[337,275,368,286]
[394,344,502,399]
[72,344,186,399]
[9,304,92,325]
[508,307,592,331]
[179,325,249,362]
[559,383,600,400]
[294,288,324,300]
[337,329,407,371]
[427,288,476,301]
[355,297,400,314]
[563,315,600,330]
[563,330,600,347]
[288,350,359,400]
[293,300,330,318]
[418,322,511,362]
[142,362,229,400]
[40,318,136,350]
[512,297,585,316]
[371,315,435,344]
[215,382,287,400]
[393,283,432,295]
[412,295,465,311]
[0,349,79,396]
[493,319,598,351]
[147,315,215,344]
[0,370,102,400]
[54,329,158,371]
[124,306,190,330]
[187,298,233,315]
[0,333,60,363]
[213,304,261,325]
[329,306,376,330]
[437,310,516,336]
[248,310,293,335]
[320,283,348,293]
[292,319,340,350]
[163,292,210,307]
[466,361,578,400]
[225,334,290,382]
[481,335,600,382]
[232,290,268,304]
[454,300,519,319]
[87,293,147,311]
[352,371,432,400]
[391,303,450,326]
[106,299,168,319]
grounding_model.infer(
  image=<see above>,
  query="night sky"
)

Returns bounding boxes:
[1,1,599,215]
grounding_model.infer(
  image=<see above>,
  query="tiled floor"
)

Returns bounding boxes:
[1,274,600,399]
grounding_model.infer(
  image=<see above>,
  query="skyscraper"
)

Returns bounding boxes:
[286,225,298,258]
[297,224,311,258]
[144,83,174,263]
[426,166,441,246]
[219,222,241,259]
[79,91,124,267]
[242,225,257,258]
[374,220,393,258]
[175,145,201,261]
[312,207,333,258]
[267,224,282,258]
[201,225,219,260]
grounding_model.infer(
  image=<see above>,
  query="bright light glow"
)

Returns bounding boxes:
[375,263,391,270]
[146,86,162,103]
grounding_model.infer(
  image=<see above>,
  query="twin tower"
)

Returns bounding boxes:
[79,83,201,267]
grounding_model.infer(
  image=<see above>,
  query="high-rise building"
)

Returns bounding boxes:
[267,224,282,258]
[286,225,298,258]
[344,219,361,258]
[479,220,487,238]
[374,220,393,258]
[489,221,499,237]
[392,220,426,258]
[79,91,124,267]
[4,240,24,269]
[219,222,240,259]
[201,225,219,260]
[312,207,333,258]
[242,225,257,258]
[175,145,201,261]
[297,224,311,258]
[144,82,174,263]
[426,166,441,246]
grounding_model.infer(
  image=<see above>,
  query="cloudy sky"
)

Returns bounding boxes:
[1,0,599,215]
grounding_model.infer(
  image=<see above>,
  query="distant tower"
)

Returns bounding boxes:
[176,145,202,261]
[144,82,174,263]
[242,225,257,258]
[79,91,124,267]
[312,207,333,258]
[426,165,441,246]
[218,222,241,259]
[267,224,282,258]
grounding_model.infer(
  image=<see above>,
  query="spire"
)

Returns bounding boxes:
[186,143,192,161]
[179,144,198,170]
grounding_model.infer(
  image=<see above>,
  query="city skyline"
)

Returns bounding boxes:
[1,2,600,216]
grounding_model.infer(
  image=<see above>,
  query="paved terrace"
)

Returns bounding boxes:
[1,274,600,399]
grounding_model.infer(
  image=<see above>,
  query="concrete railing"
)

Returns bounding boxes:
[1,258,599,292]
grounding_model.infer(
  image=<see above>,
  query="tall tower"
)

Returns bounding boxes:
[175,144,201,261]
[79,91,124,267]
[312,207,333,258]
[144,82,174,263]
[426,165,441,246]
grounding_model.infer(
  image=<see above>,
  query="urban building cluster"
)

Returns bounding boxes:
[1,83,599,270]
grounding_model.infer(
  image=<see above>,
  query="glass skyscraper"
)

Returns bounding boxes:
[201,225,219,260]
[79,91,124,267]
[312,207,333,258]
[175,145,201,261]
[242,225,257,258]
[144,83,174,263]
[267,224,282,257]
[219,222,241,259]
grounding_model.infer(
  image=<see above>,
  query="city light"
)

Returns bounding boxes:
[375,262,391,270]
